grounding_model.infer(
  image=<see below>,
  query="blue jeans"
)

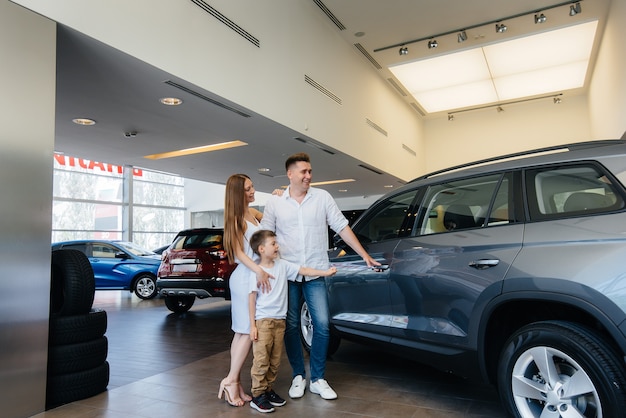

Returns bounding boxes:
[284,278,329,383]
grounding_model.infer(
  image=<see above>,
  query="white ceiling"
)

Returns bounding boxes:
[52,0,609,199]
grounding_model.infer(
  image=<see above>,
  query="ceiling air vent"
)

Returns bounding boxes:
[402,144,417,156]
[387,78,407,97]
[305,75,342,105]
[312,0,346,30]
[354,44,382,70]
[410,102,425,116]
[365,118,388,137]
[294,137,335,155]
[164,80,251,118]
[190,0,260,47]
[359,164,383,175]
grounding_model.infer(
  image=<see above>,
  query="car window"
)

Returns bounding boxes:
[58,243,87,254]
[92,243,119,258]
[172,232,224,249]
[417,173,505,235]
[351,190,417,243]
[526,164,624,220]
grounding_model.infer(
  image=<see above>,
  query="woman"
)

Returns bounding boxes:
[218,174,271,407]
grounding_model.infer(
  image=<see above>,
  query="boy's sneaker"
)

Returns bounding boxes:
[309,379,338,400]
[266,389,286,407]
[288,375,306,398]
[250,394,275,413]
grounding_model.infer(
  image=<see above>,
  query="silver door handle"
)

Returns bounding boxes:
[469,259,499,270]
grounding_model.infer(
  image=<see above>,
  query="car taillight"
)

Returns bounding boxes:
[209,249,227,259]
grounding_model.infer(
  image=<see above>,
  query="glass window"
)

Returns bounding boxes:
[91,243,119,258]
[351,190,417,243]
[417,174,504,235]
[526,164,623,220]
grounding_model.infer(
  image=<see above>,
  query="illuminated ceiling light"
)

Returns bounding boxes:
[337,189,348,193]
[159,97,183,106]
[310,179,355,186]
[384,185,394,188]
[534,13,547,24]
[389,20,597,114]
[399,46,408,55]
[570,2,581,16]
[457,30,467,43]
[144,140,247,160]
[495,22,508,33]
[72,118,96,126]
[427,39,438,49]
[258,168,270,172]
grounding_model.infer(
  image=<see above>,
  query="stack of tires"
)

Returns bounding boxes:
[47,249,109,409]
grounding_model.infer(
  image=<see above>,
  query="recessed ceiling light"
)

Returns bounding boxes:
[338,189,348,192]
[384,185,394,188]
[258,168,271,172]
[143,140,247,160]
[159,97,183,106]
[72,118,96,126]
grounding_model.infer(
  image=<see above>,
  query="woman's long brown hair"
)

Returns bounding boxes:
[224,174,250,264]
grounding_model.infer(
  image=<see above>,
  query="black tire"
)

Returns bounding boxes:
[299,300,341,356]
[49,309,107,345]
[46,361,109,408]
[497,320,626,418]
[133,273,157,299]
[48,336,108,375]
[164,295,195,313]
[50,249,95,316]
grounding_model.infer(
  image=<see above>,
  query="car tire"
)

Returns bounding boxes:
[497,320,626,418]
[299,300,340,356]
[49,309,107,345]
[47,336,108,375]
[46,361,109,408]
[133,273,157,299]
[50,249,95,316]
[164,295,195,313]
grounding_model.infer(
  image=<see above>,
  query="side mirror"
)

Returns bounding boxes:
[115,252,129,259]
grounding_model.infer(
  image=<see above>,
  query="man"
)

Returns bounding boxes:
[261,152,379,400]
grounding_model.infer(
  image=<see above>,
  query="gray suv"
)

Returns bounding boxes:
[308,140,626,417]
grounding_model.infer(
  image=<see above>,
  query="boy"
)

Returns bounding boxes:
[247,229,336,413]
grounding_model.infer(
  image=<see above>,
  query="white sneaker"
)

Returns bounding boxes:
[309,379,337,400]
[288,375,306,399]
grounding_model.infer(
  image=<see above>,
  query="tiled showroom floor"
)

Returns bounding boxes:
[33,291,508,418]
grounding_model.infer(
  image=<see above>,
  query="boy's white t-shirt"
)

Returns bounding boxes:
[249,258,300,320]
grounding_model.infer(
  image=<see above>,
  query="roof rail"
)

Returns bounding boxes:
[411,139,626,182]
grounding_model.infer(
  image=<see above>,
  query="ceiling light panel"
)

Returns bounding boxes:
[388,20,598,114]
[484,20,597,76]
[415,80,499,113]
[494,61,589,100]
[389,49,490,92]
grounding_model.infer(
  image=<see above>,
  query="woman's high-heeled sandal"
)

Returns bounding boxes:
[218,379,244,407]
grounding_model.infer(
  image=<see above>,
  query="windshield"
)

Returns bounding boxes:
[116,241,156,257]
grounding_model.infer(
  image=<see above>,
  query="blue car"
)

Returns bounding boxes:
[51,240,161,299]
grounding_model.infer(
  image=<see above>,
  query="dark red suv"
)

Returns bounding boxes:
[156,228,236,312]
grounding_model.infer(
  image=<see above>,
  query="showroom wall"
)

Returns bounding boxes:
[0,2,56,417]
[588,0,626,139]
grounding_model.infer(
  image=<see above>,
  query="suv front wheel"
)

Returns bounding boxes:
[299,300,340,356]
[164,295,195,313]
[497,320,626,418]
